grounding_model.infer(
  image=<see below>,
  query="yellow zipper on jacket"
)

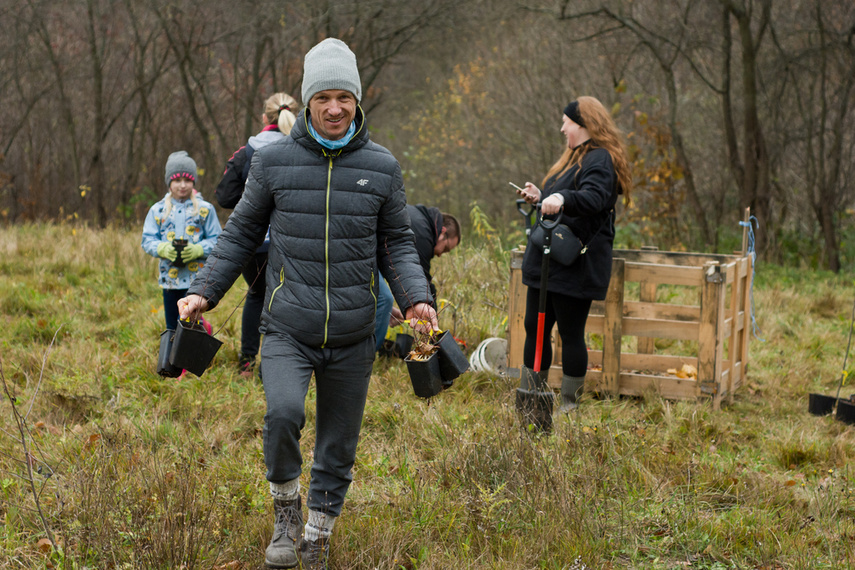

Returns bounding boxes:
[269,266,285,312]
[322,156,333,347]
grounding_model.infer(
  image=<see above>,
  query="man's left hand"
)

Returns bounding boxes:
[389,306,405,328]
[405,303,439,334]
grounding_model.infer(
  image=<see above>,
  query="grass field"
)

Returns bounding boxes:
[1,223,854,569]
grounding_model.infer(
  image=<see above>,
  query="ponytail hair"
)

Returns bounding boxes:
[263,93,300,135]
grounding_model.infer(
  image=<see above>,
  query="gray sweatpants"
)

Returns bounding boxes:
[260,330,374,516]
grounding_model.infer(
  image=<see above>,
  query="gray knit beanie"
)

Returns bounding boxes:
[302,38,362,104]
[164,151,197,187]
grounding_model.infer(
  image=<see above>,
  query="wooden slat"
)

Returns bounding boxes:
[614,249,741,267]
[735,256,749,279]
[726,258,744,404]
[507,249,526,371]
[585,370,700,400]
[547,364,563,389]
[587,350,698,373]
[585,314,605,334]
[624,262,704,286]
[586,315,700,340]
[619,373,700,399]
[602,258,625,395]
[637,282,658,354]
[698,262,726,410]
[739,254,752,394]
[623,318,699,340]
[623,301,700,322]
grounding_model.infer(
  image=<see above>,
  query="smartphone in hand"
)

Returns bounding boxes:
[509,182,524,192]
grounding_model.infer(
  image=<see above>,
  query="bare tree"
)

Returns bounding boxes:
[769,1,855,271]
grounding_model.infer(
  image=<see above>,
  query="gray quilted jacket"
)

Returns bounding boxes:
[187,107,431,347]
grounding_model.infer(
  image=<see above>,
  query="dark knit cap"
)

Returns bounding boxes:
[164,151,197,187]
[564,101,586,128]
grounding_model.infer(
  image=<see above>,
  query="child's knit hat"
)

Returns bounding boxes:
[164,151,197,187]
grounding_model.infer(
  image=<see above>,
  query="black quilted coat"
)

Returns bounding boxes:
[188,107,431,347]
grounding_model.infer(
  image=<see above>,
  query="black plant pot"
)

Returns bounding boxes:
[435,331,469,388]
[157,329,182,378]
[405,350,443,399]
[837,399,855,425]
[171,238,188,268]
[169,319,222,377]
[808,393,838,416]
[393,333,414,360]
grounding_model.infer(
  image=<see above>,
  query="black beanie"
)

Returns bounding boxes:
[563,101,585,128]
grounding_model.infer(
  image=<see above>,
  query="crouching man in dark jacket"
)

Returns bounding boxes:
[179,38,437,570]
[375,204,460,352]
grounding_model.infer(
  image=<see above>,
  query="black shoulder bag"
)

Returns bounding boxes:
[529,209,614,266]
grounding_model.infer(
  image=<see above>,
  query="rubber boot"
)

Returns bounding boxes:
[559,375,585,412]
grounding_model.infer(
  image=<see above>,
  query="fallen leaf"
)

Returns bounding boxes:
[84,433,101,450]
[36,538,52,553]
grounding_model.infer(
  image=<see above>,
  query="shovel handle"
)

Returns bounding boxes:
[538,216,562,231]
[516,198,536,217]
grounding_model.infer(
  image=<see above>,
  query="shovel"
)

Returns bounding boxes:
[515,199,560,433]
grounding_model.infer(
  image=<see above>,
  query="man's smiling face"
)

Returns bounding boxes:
[308,89,356,141]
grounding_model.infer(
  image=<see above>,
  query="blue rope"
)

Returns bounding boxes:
[739,216,765,341]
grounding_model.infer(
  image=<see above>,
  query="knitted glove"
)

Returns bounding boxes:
[181,243,204,263]
[156,242,177,262]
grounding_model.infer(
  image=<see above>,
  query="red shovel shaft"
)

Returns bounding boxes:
[533,312,546,372]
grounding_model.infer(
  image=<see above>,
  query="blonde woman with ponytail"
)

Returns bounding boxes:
[515,96,632,413]
[214,92,300,377]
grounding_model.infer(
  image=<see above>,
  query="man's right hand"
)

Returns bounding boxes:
[178,294,209,321]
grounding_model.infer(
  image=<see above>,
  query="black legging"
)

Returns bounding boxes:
[523,287,593,377]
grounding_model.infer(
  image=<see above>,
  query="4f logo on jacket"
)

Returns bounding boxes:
[356,179,369,186]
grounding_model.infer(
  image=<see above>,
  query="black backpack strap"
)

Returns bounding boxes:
[241,144,255,181]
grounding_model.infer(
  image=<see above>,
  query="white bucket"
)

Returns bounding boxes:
[468,337,508,374]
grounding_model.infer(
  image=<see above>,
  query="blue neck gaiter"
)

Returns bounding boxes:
[307,118,356,150]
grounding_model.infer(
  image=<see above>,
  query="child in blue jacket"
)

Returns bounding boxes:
[142,151,222,331]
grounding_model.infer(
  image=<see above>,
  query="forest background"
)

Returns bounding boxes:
[1,0,854,269]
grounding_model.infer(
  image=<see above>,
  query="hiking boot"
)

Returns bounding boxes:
[299,537,330,570]
[264,496,303,569]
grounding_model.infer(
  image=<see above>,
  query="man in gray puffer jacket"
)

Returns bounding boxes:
[179,38,437,570]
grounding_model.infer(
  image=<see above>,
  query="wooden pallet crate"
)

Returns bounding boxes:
[507,224,753,410]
